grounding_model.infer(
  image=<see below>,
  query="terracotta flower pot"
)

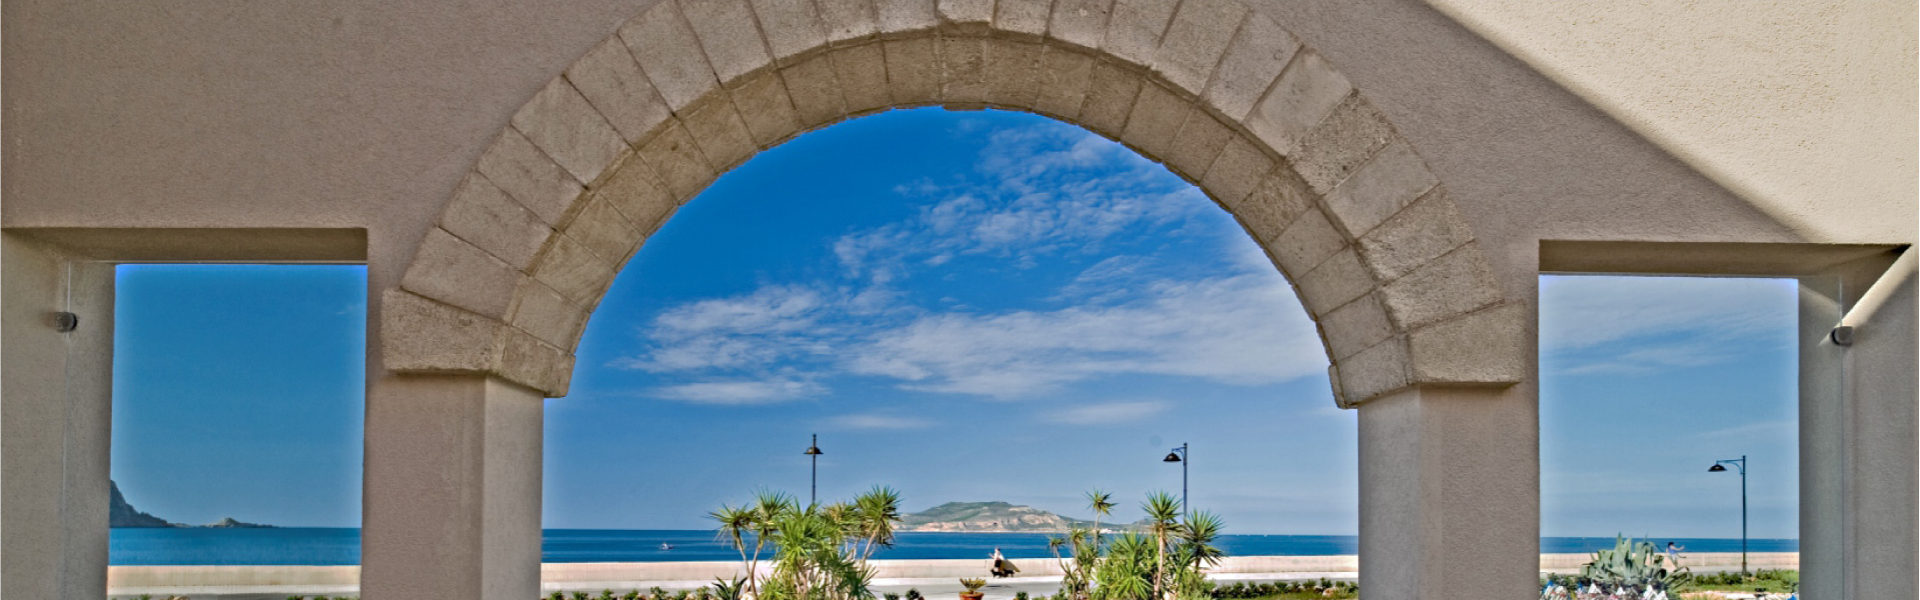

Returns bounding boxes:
[960,592,985,600]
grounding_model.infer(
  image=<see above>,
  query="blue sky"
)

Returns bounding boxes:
[110,108,1797,538]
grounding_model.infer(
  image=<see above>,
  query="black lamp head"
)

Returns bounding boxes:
[805,445,822,456]
[1707,463,1727,472]
[1163,452,1182,462]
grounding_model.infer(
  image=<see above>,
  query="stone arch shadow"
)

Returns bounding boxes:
[380,0,1524,407]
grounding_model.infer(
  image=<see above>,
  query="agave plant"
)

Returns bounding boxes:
[1577,535,1689,594]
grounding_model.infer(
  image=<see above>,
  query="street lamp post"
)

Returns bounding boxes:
[1707,455,1748,575]
[1163,443,1188,516]
[805,434,823,506]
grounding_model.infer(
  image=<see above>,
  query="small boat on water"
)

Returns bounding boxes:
[660,543,674,550]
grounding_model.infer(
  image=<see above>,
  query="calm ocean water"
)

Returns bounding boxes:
[107,529,1798,566]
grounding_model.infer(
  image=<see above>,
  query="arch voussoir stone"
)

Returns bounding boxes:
[386,0,1526,407]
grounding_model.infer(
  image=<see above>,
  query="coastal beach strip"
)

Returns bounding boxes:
[106,553,1799,598]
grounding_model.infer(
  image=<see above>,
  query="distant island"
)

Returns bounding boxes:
[110,480,274,529]
[899,501,1141,533]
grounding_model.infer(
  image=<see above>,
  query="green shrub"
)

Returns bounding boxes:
[885,594,900,600]
[1015,592,1029,600]
[906,588,923,600]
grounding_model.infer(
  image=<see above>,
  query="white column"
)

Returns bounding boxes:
[1358,384,1539,599]
[360,373,544,600]
[1,234,115,599]
[1800,253,1918,598]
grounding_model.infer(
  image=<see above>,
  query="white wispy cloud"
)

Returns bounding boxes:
[651,378,825,405]
[1540,276,1795,374]
[1044,401,1169,425]
[613,119,1325,404]
[845,273,1322,398]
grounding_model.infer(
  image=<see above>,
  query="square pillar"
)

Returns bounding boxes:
[1,234,115,599]
[361,373,544,600]
[1799,255,1918,598]
[1358,384,1538,599]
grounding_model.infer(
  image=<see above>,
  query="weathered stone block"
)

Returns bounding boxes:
[1245,50,1350,156]
[938,36,990,104]
[1149,0,1245,96]
[1296,248,1373,317]
[402,228,521,319]
[817,0,880,44]
[1224,165,1313,244]
[1321,291,1394,360]
[381,289,502,373]
[877,0,940,35]
[561,194,641,264]
[993,0,1053,38]
[636,119,719,201]
[1164,112,1233,181]
[728,70,804,146]
[441,174,552,270]
[1033,47,1094,118]
[749,0,827,64]
[832,43,891,114]
[1268,207,1346,279]
[1203,14,1298,121]
[885,37,942,105]
[565,36,674,144]
[496,326,574,397]
[508,277,589,350]
[937,0,995,28]
[620,0,721,112]
[530,233,618,306]
[1290,93,1394,194]
[1199,136,1274,207]
[1119,82,1187,161]
[1336,335,1411,405]
[1356,187,1471,282]
[1324,140,1437,238]
[475,128,585,226]
[682,0,775,83]
[1378,242,1501,329]
[510,78,628,184]
[984,40,1046,108]
[1408,302,1525,385]
[1048,0,1112,49]
[1103,0,1178,66]
[681,95,758,171]
[593,157,679,234]
[1076,59,1141,137]
[780,54,848,126]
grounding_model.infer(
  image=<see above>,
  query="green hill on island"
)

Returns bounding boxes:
[109,480,275,529]
[899,501,1104,532]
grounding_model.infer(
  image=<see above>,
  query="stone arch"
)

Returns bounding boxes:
[380,0,1523,407]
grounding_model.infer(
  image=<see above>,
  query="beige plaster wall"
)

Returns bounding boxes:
[1425,0,1919,244]
[5,0,1911,307]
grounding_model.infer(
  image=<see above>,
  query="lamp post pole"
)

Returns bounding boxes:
[805,434,823,506]
[1709,455,1748,575]
[1164,443,1188,516]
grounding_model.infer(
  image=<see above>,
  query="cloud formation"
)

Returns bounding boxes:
[1539,275,1795,374]
[619,120,1323,405]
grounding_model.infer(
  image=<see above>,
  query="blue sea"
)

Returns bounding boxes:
[107,529,1798,566]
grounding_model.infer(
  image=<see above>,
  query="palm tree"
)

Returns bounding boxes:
[1141,492,1183,600]
[851,486,902,564]
[1177,511,1224,573]
[1085,489,1115,545]
[747,490,798,598]
[712,504,756,564]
